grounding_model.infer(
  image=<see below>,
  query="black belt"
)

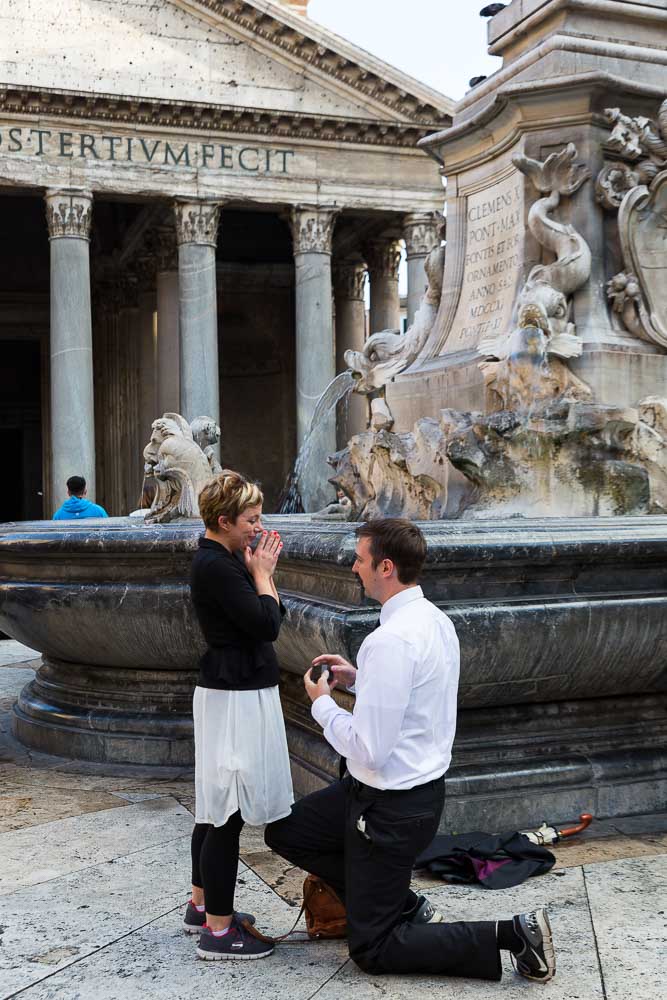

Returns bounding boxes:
[348,774,443,798]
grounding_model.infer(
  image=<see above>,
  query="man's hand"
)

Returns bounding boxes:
[312,653,357,690]
[304,666,334,703]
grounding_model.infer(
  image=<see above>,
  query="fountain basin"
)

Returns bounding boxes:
[1,515,666,828]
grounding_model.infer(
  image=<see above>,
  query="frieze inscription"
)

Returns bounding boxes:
[0,125,295,174]
[443,175,524,354]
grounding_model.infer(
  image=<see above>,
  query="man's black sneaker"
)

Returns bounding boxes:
[196,918,275,961]
[183,902,256,935]
[510,908,556,982]
[409,895,444,925]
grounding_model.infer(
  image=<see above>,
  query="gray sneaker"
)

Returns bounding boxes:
[409,895,444,925]
[511,908,556,982]
[183,901,256,935]
[196,918,274,961]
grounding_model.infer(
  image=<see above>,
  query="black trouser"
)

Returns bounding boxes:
[265,776,501,980]
[191,811,244,916]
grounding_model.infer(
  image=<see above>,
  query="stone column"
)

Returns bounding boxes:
[290,204,338,512]
[134,257,158,448]
[154,227,180,416]
[404,212,443,328]
[364,237,402,334]
[45,188,96,510]
[174,200,222,426]
[333,259,368,445]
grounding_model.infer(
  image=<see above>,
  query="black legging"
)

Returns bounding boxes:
[191,811,245,916]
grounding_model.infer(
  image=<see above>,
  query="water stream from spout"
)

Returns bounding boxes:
[278,371,356,513]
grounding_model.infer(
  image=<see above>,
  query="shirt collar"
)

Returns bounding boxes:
[198,536,233,555]
[379,585,424,625]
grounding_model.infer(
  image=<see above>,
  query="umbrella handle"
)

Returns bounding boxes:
[557,813,593,838]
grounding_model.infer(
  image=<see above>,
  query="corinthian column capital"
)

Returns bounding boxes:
[364,237,403,280]
[174,200,222,247]
[45,189,93,240]
[290,205,339,255]
[403,211,445,259]
[333,259,367,301]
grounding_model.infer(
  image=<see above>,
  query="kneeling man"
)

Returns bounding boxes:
[265,518,555,983]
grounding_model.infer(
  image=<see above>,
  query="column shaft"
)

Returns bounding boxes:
[46,189,96,510]
[154,226,180,416]
[137,286,157,449]
[291,205,338,511]
[175,201,222,425]
[334,259,368,445]
[404,212,444,327]
[365,237,402,333]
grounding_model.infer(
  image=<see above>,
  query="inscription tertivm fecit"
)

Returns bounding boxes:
[0,126,295,173]
[458,180,523,344]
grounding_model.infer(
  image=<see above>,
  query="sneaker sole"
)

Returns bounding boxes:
[519,909,556,983]
[183,922,203,935]
[196,946,274,961]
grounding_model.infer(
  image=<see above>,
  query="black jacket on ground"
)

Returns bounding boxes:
[190,536,285,690]
[415,831,555,889]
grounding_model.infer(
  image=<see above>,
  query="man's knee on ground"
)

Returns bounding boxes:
[264,817,289,853]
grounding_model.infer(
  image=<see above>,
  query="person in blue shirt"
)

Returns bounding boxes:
[52,476,109,520]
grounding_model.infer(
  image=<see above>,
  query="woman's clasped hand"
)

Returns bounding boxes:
[244,530,283,579]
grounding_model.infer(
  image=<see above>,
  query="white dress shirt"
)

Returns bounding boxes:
[311,586,460,791]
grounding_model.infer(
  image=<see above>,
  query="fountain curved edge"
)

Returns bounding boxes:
[1,515,667,822]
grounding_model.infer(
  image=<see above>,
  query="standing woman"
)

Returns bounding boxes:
[184,470,293,960]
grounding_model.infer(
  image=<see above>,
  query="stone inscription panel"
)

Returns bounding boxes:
[442,173,524,355]
[0,123,295,175]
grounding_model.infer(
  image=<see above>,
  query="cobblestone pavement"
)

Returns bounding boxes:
[1,641,665,1000]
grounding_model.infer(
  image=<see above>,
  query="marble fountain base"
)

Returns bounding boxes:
[0,515,665,832]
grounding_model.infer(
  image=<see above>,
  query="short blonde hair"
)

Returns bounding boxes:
[198,470,263,530]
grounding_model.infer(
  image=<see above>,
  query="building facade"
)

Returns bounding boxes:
[0,0,451,516]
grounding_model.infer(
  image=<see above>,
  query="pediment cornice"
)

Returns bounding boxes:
[0,84,434,148]
[176,0,453,127]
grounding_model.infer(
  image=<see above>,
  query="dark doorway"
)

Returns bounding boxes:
[0,339,43,521]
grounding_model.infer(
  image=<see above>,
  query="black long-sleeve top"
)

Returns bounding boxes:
[190,536,285,690]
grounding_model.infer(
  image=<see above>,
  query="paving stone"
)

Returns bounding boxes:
[0,641,39,666]
[316,866,604,999]
[3,857,347,1000]
[551,833,667,870]
[0,833,191,996]
[584,853,667,1000]
[0,666,35,704]
[0,784,125,835]
[0,798,192,896]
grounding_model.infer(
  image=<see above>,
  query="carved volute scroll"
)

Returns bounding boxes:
[45,189,93,240]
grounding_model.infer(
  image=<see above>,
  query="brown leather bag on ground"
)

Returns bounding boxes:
[303,874,347,939]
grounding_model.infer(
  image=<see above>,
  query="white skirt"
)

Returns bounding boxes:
[193,685,294,828]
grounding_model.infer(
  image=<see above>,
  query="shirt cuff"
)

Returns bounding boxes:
[311,693,340,728]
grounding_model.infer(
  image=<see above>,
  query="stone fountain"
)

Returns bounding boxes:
[1,0,666,830]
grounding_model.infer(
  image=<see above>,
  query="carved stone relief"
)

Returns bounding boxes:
[597,99,667,350]
[290,205,338,255]
[345,239,445,391]
[363,237,402,279]
[403,211,444,258]
[333,259,367,301]
[478,144,591,365]
[45,189,93,240]
[142,413,220,523]
[174,200,222,247]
